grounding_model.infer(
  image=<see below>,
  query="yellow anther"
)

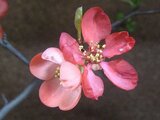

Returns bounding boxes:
[100,55,103,58]
[97,44,100,49]
[90,53,93,57]
[99,50,103,53]
[89,54,95,62]
[80,43,105,64]
[79,45,83,49]
[79,45,85,52]
[102,44,106,49]
[95,53,100,57]
[92,58,96,62]
[54,67,60,78]
[91,47,95,52]
[96,59,101,63]
[57,73,60,76]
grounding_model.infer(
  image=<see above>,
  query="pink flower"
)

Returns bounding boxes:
[0,0,8,19]
[29,48,81,111]
[60,7,138,100]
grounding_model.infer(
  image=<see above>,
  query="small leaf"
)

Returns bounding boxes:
[121,0,135,7]
[131,0,141,6]
[116,12,125,20]
[121,0,141,8]
[74,6,83,41]
[126,19,136,32]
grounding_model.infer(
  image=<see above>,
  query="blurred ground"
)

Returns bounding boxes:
[0,0,160,120]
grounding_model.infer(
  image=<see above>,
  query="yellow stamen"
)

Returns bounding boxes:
[97,44,100,49]
[95,53,100,57]
[96,59,101,63]
[102,44,106,49]
[54,67,60,78]
[79,43,106,64]
[99,50,103,53]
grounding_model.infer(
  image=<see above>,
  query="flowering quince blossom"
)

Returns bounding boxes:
[29,6,138,110]
[29,48,82,110]
[60,7,138,100]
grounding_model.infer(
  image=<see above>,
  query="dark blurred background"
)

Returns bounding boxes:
[0,0,160,120]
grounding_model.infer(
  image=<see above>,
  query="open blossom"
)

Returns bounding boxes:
[29,48,81,111]
[60,7,138,100]
[0,0,8,19]
[29,7,138,110]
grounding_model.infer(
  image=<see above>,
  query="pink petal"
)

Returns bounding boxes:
[81,7,111,44]
[29,53,58,80]
[100,59,138,90]
[39,78,81,110]
[42,47,65,64]
[0,0,8,19]
[39,78,64,107]
[103,31,135,58]
[82,64,104,100]
[0,26,4,39]
[59,86,81,111]
[59,32,84,65]
[60,61,81,89]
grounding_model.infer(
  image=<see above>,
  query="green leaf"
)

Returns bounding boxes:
[131,0,141,6]
[126,19,136,32]
[121,0,141,8]
[122,0,135,7]
[116,12,125,20]
[74,6,83,41]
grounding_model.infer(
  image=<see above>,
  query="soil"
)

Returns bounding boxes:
[0,0,160,120]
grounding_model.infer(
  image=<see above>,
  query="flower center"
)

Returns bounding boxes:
[79,43,106,64]
[54,67,60,78]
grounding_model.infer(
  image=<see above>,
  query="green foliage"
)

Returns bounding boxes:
[126,18,136,32]
[122,0,141,8]
[74,6,83,41]
[116,12,125,20]
[116,12,136,32]
[116,0,141,32]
